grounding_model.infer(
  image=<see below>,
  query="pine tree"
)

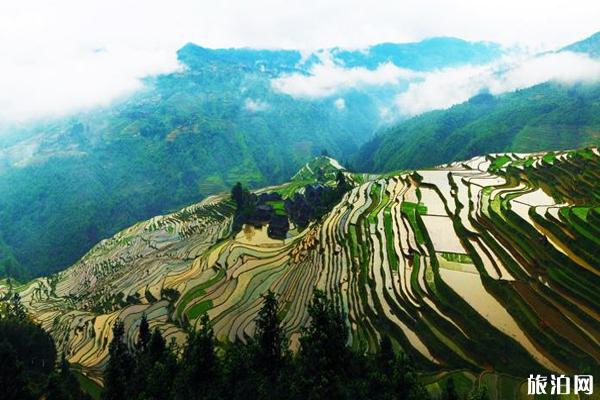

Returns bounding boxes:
[443,377,460,400]
[8,293,27,321]
[336,171,350,194]
[231,182,244,207]
[142,329,177,400]
[255,291,285,372]
[296,289,350,399]
[368,336,431,400]
[131,315,153,397]
[103,321,134,400]
[0,340,32,400]
[137,313,151,352]
[147,328,166,364]
[46,354,91,400]
[173,314,221,400]
[254,291,290,399]
[222,340,260,400]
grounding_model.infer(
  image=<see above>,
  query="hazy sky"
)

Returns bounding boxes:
[1,0,599,121]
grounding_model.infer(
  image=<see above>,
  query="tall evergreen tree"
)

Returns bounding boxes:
[255,291,285,373]
[254,291,291,399]
[141,329,178,400]
[46,354,91,400]
[131,315,153,397]
[231,182,244,207]
[103,321,134,400]
[336,171,350,194]
[222,340,260,400]
[368,336,430,400]
[443,377,459,400]
[0,339,32,400]
[173,314,221,400]
[8,292,27,321]
[137,313,151,352]
[296,289,351,399]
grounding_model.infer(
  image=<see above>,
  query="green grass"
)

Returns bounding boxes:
[400,202,427,244]
[383,209,399,270]
[275,180,313,199]
[266,200,287,216]
[177,268,225,318]
[542,152,556,164]
[367,183,388,224]
[571,206,590,221]
[439,252,473,264]
[72,369,102,400]
[401,201,427,215]
[188,299,214,320]
[490,155,511,170]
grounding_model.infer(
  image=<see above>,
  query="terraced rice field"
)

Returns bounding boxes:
[19,148,600,387]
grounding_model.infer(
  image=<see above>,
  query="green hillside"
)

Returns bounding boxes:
[355,83,600,172]
[0,38,500,280]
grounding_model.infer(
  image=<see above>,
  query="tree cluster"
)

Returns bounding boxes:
[285,171,351,227]
[1,291,90,400]
[231,171,352,238]
[2,288,488,399]
[103,290,433,400]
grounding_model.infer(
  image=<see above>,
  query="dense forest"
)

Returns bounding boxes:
[230,170,351,237]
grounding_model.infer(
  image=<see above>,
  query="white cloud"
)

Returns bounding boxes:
[378,106,396,123]
[1,0,600,122]
[334,98,346,110]
[0,45,181,121]
[273,50,600,117]
[395,64,493,116]
[395,51,600,116]
[492,51,600,90]
[272,52,417,98]
[244,98,270,112]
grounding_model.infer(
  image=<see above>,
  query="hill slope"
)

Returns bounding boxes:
[562,31,600,57]
[354,83,600,172]
[0,38,501,279]
[10,148,600,387]
[354,30,600,173]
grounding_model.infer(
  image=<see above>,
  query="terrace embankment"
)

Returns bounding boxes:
[19,149,600,386]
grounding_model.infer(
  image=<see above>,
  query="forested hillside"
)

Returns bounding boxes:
[355,83,600,172]
[0,38,499,279]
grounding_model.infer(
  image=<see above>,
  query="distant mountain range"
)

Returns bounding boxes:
[562,31,600,57]
[0,36,502,279]
[0,32,599,279]
[355,32,600,172]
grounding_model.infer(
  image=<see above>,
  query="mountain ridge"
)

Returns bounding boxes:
[354,81,600,172]
[562,30,600,57]
[0,35,505,279]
